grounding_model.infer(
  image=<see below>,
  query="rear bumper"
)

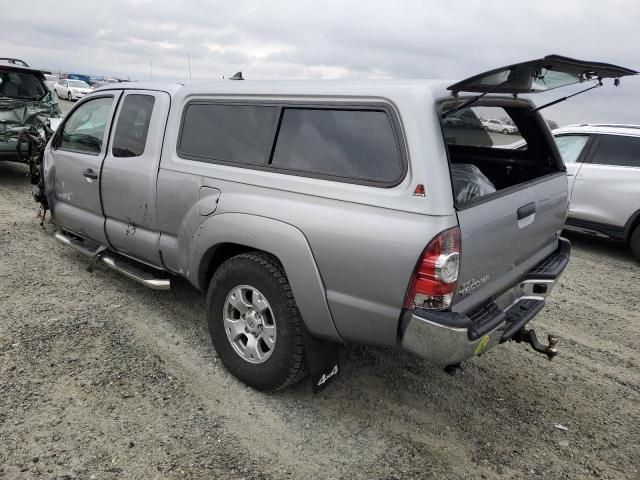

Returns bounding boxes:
[400,237,570,365]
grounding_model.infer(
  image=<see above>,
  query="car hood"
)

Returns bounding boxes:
[0,93,61,143]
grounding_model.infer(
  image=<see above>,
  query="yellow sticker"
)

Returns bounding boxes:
[474,335,490,355]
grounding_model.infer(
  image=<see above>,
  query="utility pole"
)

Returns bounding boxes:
[187,53,192,80]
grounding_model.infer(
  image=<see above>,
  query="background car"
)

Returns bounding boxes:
[482,118,519,134]
[511,124,640,260]
[0,61,61,161]
[55,79,92,101]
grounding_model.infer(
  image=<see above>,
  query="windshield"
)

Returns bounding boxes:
[0,70,47,100]
[69,80,90,88]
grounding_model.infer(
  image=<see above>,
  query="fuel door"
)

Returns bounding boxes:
[198,187,221,216]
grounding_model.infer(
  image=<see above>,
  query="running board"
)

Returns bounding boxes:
[54,231,171,290]
[563,225,610,239]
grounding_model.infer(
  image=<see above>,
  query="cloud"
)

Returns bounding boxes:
[1,0,639,124]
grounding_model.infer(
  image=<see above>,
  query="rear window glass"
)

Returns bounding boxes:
[442,106,525,148]
[0,71,46,100]
[112,94,155,158]
[590,134,640,167]
[271,108,402,182]
[179,104,278,165]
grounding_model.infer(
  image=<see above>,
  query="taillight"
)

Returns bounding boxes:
[403,226,461,310]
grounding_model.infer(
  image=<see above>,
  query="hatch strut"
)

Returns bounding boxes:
[529,79,603,113]
[442,76,518,118]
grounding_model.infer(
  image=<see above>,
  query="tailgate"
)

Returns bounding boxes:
[452,173,568,313]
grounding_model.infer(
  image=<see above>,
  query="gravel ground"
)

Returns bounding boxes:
[1,160,639,480]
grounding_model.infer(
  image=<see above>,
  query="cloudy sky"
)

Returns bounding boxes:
[2,0,639,125]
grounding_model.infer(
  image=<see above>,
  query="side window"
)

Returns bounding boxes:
[112,94,155,157]
[590,134,640,167]
[554,135,589,164]
[271,108,403,183]
[178,104,278,165]
[59,97,113,155]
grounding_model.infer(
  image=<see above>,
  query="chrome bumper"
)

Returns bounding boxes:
[400,238,570,365]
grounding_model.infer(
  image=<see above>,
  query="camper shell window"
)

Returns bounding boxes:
[439,99,563,206]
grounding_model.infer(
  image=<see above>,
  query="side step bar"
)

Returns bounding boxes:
[54,231,171,290]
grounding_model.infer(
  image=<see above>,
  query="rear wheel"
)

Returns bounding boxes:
[630,225,640,261]
[206,252,307,390]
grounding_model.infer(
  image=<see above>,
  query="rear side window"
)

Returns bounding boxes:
[590,134,640,167]
[178,104,278,165]
[271,108,402,182]
[554,135,589,164]
[112,94,155,157]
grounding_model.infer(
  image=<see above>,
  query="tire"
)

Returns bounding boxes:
[206,252,307,390]
[630,225,640,261]
[67,92,72,101]
[502,128,508,134]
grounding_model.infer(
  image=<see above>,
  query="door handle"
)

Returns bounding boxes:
[517,202,536,220]
[83,168,98,180]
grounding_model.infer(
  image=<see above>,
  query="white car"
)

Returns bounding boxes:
[54,79,92,101]
[510,124,640,260]
[482,119,519,134]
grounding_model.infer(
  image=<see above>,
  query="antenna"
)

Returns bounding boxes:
[187,53,192,80]
[229,71,244,81]
[150,59,153,80]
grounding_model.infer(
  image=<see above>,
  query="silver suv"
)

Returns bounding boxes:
[34,55,635,390]
[553,124,640,260]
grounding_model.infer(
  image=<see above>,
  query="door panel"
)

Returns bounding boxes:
[49,93,121,244]
[571,163,639,227]
[101,90,170,266]
[570,134,640,227]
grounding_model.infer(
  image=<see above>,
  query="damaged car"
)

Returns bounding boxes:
[0,59,61,161]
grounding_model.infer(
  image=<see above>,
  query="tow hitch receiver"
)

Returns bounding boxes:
[512,328,558,360]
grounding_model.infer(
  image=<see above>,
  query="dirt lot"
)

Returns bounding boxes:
[1,161,639,480]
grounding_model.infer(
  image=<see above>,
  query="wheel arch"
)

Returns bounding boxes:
[188,212,342,342]
[624,208,640,242]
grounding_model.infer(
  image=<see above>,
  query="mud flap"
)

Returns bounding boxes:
[302,329,341,393]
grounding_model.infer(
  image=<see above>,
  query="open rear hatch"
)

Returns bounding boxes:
[442,55,637,314]
[448,54,637,94]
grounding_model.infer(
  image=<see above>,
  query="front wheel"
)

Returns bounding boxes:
[630,225,640,261]
[206,252,307,390]
[502,128,508,134]
[67,92,72,101]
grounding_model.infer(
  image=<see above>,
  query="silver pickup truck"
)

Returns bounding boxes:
[34,55,635,390]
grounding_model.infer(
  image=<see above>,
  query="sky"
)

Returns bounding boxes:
[2,0,639,126]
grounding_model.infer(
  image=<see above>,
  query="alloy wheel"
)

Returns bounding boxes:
[223,285,277,364]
